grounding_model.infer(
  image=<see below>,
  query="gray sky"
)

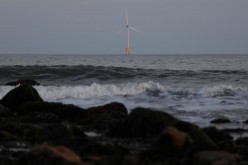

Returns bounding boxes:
[0,0,248,54]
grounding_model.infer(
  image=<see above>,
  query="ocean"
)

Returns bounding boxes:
[0,54,248,128]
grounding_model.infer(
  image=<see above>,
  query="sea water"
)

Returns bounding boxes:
[0,54,248,128]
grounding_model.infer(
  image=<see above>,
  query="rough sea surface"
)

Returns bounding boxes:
[0,54,248,128]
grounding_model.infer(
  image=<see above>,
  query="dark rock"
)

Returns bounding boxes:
[79,102,128,133]
[192,151,241,165]
[235,137,248,146]
[203,127,235,152]
[243,120,248,124]
[6,79,40,86]
[0,130,17,141]
[0,120,85,144]
[234,141,248,163]
[129,122,216,165]
[86,102,128,116]
[157,126,192,151]
[203,126,233,143]
[0,156,14,165]
[18,101,86,121]
[174,121,216,150]
[31,123,75,143]
[17,144,84,165]
[0,84,43,110]
[222,128,248,134]
[76,142,129,158]
[95,154,133,165]
[109,107,178,138]
[0,104,12,117]
[210,118,231,124]
[0,104,9,112]
[17,112,60,123]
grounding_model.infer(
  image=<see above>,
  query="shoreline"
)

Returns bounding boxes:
[0,83,248,164]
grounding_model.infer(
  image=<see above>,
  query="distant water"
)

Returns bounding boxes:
[1,54,248,128]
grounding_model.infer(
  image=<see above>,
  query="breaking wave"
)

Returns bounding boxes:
[199,85,248,97]
[35,81,165,101]
[0,83,247,102]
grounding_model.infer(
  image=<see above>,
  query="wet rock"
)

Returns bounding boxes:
[0,130,17,141]
[109,108,178,138]
[0,156,14,165]
[16,112,60,123]
[192,151,241,165]
[17,144,84,165]
[0,104,9,111]
[174,121,216,151]
[222,128,248,134]
[18,101,86,121]
[28,123,76,143]
[235,137,248,146]
[0,120,85,144]
[76,142,129,160]
[6,79,40,86]
[95,154,135,165]
[210,118,231,124]
[86,102,128,117]
[234,138,248,163]
[157,127,192,151]
[0,104,12,117]
[0,84,43,110]
[79,102,128,133]
[203,126,233,143]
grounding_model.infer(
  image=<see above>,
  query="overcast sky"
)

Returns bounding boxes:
[0,0,248,54]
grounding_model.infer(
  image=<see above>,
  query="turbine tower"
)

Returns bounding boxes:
[119,10,141,55]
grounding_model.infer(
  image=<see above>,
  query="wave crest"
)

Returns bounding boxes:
[35,81,165,101]
[199,85,247,97]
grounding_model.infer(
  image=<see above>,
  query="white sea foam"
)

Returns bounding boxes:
[0,83,247,102]
[199,85,248,97]
[35,81,166,101]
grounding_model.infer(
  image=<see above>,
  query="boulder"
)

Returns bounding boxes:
[235,137,248,146]
[243,119,248,124]
[17,112,61,123]
[30,123,76,143]
[109,108,178,138]
[203,126,233,143]
[203,127,235,152]
[210,118,231,124]
[79,102,128,132]
[0,84,43,110]
[222,128,248,134]
[157,127,192,151]
[16,144,86,165]
[0,130,17,141]
[18,101,86,121]
[192,151,241,165]
[86,102,128,116]
[0,104,12,117]
[0,120,85,143]
[6,79,40,86]
[174,121,216,150]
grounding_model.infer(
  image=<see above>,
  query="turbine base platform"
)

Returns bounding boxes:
[125,48,131,55]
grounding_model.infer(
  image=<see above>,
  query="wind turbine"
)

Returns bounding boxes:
[118,10,141,55]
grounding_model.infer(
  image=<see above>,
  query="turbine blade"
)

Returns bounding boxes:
[129,26,142,33]
[117,27,126,34]
[126,9,129,25]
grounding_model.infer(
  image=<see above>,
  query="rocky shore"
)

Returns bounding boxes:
[1,82,248,165]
